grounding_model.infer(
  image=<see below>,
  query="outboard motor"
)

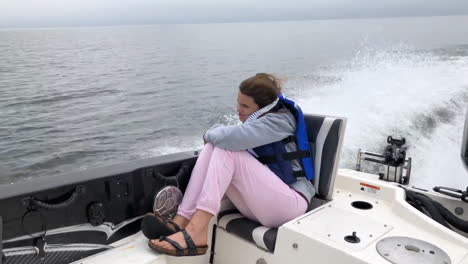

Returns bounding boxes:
[461,108,468,171]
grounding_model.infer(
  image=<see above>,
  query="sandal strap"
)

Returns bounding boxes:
[181,230,197,256]
[159,236,184,256]
[155,215,181,232]
[167,220,181,232]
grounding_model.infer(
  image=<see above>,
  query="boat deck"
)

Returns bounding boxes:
[75,169,468,264]
[73,232,165,264]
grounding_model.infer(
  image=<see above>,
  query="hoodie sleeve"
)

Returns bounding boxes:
[203,112,295,151]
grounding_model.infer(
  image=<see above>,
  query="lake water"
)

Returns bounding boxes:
[1,15,468,189]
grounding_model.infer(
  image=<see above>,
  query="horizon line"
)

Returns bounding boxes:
[1,13,468,30]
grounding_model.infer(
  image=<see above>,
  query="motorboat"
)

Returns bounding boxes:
[1,111,467,264]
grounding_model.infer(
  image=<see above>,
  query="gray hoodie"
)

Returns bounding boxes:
[204,108,315,203]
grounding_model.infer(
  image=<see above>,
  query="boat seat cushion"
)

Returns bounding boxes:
[217,210,278,252]
[304,114,345,200]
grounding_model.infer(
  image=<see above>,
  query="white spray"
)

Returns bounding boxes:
[295,45,468,189]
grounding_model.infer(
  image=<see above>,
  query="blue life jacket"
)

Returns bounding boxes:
[252,94,314,184]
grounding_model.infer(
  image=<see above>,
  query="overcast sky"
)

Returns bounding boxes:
[1,0,468,28]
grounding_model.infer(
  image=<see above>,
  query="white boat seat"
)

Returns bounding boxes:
[216,114,347,252]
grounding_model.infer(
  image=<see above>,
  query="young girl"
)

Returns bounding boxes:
[144,73,315,256]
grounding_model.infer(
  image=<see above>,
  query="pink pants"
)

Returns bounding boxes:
[177,143,308,228]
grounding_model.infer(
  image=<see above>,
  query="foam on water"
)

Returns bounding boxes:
[153,45,468,190]
[294,44,468,189]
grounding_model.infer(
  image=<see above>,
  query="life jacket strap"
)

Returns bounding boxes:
[257,155,277,164]
[256,150,311,164]
[292,170,306,178]
[282,136,296,144]
[282,150,311,161]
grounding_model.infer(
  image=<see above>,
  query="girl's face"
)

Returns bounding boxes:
[236,91,260,123]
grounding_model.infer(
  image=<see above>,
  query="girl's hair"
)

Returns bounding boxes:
[239,73,283,108]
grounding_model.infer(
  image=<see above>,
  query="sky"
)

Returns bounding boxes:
[1,0,468,28]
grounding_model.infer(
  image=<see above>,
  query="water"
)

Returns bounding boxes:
[1,15,467,189]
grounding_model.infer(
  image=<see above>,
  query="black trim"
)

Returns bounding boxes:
[318,119,342,197]
[0,151,197,201]
[217,209,240,222]
[1,153,197,243]
[1,216,3,264]
[303,115,325,143]
[263,228,278,252]
[225,218,260,243]
[220,215,279,253]
[209,224,217,264]
[3,246,108,264]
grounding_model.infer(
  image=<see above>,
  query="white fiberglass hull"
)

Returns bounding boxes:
[76,168,468,264]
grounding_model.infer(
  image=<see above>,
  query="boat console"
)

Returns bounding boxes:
[270,167,468,264]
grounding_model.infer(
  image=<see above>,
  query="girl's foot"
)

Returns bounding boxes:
[149,222,208,253]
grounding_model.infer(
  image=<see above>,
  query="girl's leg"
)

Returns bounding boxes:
[151,146,237,251]
[178,145,306,225]
[176,143,215,221]
[151,146,307,252]
[225,151,308,228]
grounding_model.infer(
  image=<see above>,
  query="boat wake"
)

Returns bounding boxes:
[294,44,468,189]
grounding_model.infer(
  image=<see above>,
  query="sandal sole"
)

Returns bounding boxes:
[148,241,208,257]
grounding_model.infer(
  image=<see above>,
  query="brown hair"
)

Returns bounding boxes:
[239,73,283,108]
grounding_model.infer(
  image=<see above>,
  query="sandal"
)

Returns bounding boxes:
[141,214,181,239]
[148,230,208,257]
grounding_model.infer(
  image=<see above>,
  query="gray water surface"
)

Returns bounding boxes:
[1,15,468,188]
